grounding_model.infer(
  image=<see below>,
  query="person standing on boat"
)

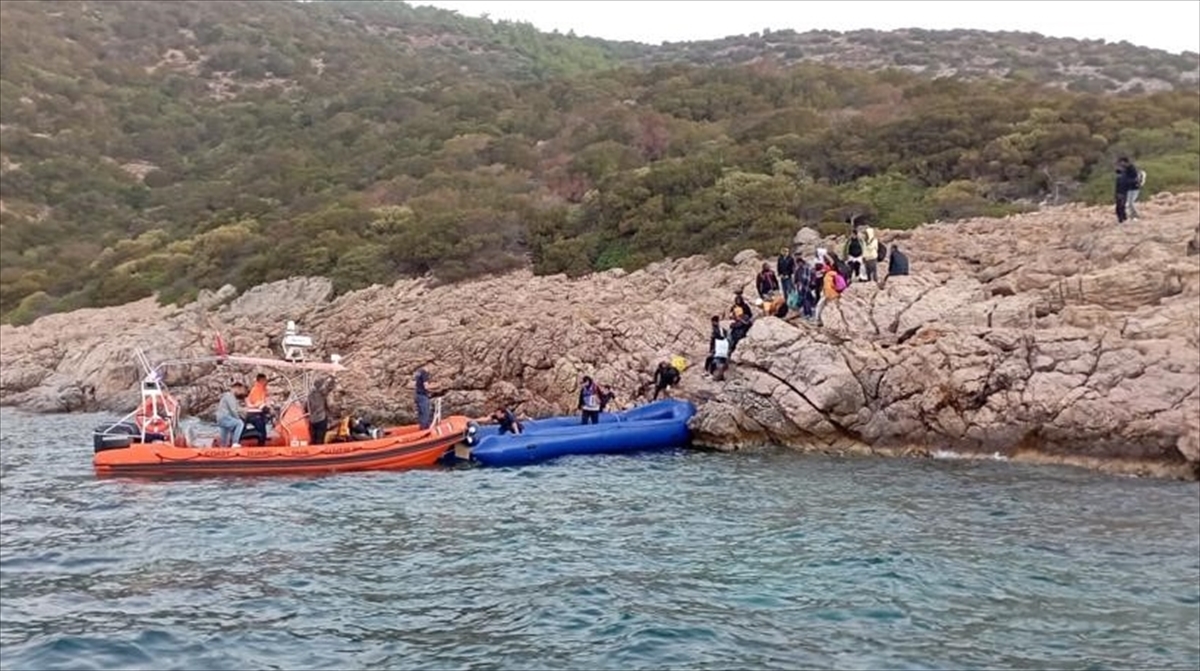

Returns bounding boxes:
[415,368,436,430]
[245,373,272,446]
[578,376,604,425]
[307,377,335,445]
[215,381,248,448]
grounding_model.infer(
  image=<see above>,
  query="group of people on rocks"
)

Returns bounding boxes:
[207,219,922,445]
[698,220,911,380]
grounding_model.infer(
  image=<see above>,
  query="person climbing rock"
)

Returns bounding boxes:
[652,361,681,400]
[705,315,729,377]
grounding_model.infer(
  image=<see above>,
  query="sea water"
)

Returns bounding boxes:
[1,408,1197,670]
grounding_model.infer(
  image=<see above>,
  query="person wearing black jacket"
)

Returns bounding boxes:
[1114,156,1141,224]
[777,247,797,299]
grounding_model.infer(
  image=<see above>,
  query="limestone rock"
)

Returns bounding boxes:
[2,193,1198,479]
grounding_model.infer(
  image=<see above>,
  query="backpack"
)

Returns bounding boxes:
[834,258,852,281]
[1137,169,1146,188]
[833,272,848,293]
[877,241,888,262]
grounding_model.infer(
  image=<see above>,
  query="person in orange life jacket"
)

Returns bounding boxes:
[578,376,605,425]
[814,263,845,325]
[245,373,272,446]
[730,290,753,322]
[728,291,754,356]
[755,263,780,300]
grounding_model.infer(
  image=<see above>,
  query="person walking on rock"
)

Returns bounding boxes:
[1114,156,1141,224]
[777,247,796,299]
[861,224,881,284]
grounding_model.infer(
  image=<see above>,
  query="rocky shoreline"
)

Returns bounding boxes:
[3,193,1198,480]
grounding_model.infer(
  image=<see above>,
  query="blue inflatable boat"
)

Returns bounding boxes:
[465,399,696,467]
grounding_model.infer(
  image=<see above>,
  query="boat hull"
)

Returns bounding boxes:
[93,416,470,477]
[468,399,696,467]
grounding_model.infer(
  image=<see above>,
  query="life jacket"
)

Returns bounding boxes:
[247,381,268,410]
[136,393,178,438]
[581,383,602,411]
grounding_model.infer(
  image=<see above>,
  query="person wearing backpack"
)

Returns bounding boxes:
[814,264,846,325]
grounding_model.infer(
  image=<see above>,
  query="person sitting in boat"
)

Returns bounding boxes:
[244,373,273,447]
[578,376,605,425]
[477,407,524,435]
[307,376,337,445]
[652,361,681,400]
[215,381,248,448]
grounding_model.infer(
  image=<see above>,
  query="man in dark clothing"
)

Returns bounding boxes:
[651,361,681,400]
[414,368,434,429]
[1114,156,1141,224]
[490,408,522,435]
[730,291,753,322]
[705,315,730,377]
[755,263,780,300]
[777,247,797,298]
[888,245,910,277]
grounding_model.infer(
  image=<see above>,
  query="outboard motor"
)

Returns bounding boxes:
[93,421,139,453]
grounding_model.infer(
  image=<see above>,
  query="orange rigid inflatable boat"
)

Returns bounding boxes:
[91,325,470,477]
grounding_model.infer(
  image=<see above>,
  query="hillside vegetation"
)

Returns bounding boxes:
[1,0,1198,324]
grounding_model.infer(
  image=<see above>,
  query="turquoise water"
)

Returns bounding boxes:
[1,408,1198,671]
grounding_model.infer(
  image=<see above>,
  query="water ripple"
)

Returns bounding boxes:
[1,408,1198,670]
